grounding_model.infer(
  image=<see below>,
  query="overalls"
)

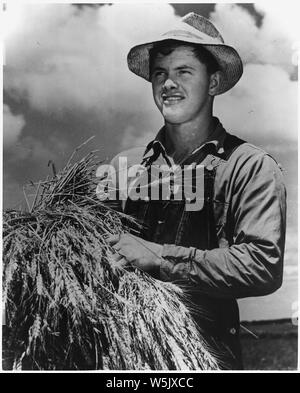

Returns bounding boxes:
[124,134,245,370]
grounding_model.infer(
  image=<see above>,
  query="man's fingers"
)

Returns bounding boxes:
[112,243,121,252]
[117,258,129,268]
[112,254,129,269]
[106,234,120,245]
[113,253,124,262]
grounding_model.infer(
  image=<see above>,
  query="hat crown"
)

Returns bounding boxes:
[182,12,224,43]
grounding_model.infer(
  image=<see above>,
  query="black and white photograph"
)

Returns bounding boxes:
[1,1,298,373]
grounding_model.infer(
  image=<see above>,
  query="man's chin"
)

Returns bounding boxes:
[162,112,186,125]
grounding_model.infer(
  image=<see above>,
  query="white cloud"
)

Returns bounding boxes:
[210,4,297,142]
[4,3,176,149]
[3,104,25,148]
[215,64,297,141]
[210,4,295,75]
[4,3,178,115]
[254,2,299,42]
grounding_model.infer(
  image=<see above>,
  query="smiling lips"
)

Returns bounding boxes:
[162,93,185,105]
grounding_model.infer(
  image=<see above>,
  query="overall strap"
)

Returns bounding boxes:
[222,133,246,161]
[206,133,246,249]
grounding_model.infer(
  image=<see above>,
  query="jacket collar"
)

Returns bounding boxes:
[142,117,227,166]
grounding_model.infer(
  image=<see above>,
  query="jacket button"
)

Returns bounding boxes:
[230,328,236,335]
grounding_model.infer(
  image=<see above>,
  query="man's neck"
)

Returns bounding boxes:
[164,114,215,164]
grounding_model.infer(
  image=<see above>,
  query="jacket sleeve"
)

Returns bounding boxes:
[159,152,287,299]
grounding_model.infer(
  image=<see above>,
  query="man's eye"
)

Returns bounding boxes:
[153,70,165,78]
[179,70,190,75]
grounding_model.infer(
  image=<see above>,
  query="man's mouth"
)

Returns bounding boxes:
[162,93,185,105]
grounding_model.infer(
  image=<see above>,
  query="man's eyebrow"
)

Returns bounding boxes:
[152,66,166,72]
[152,65,195,72]
[175,65,195,70]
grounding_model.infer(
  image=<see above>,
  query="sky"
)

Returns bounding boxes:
[2,2,298,319]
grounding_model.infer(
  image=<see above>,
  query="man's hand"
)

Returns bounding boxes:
[107,233,163,272]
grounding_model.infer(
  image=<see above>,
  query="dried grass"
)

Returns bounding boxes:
[3,143,220,370]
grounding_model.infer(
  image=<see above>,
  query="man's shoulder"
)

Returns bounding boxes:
[232,140,269,159]
[224,133,283,175]
[225,132,277,161]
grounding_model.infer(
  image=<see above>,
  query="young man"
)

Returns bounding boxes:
[104,13,286,369]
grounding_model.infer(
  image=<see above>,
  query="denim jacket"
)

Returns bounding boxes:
[104,118,286,369]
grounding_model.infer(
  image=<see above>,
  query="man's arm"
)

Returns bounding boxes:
[159,152,287,299]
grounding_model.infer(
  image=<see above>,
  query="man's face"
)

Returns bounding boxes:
[151,45,212,125]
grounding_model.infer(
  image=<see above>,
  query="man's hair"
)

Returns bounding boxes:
[149,39,220,77]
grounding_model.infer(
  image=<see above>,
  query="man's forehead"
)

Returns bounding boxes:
[152,45,199,66]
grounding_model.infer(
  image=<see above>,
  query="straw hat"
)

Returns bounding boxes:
[127,12,243,95]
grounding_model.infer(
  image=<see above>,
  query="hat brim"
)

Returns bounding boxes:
[127,38,243,95]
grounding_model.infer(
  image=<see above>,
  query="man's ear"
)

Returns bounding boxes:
[208,71,221,96]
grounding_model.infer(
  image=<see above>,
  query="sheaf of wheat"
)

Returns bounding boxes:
[3,140,220,370]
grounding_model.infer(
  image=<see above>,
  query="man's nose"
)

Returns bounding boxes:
[163,77,178,90]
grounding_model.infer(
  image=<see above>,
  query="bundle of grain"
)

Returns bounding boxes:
[3,144,219,370]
